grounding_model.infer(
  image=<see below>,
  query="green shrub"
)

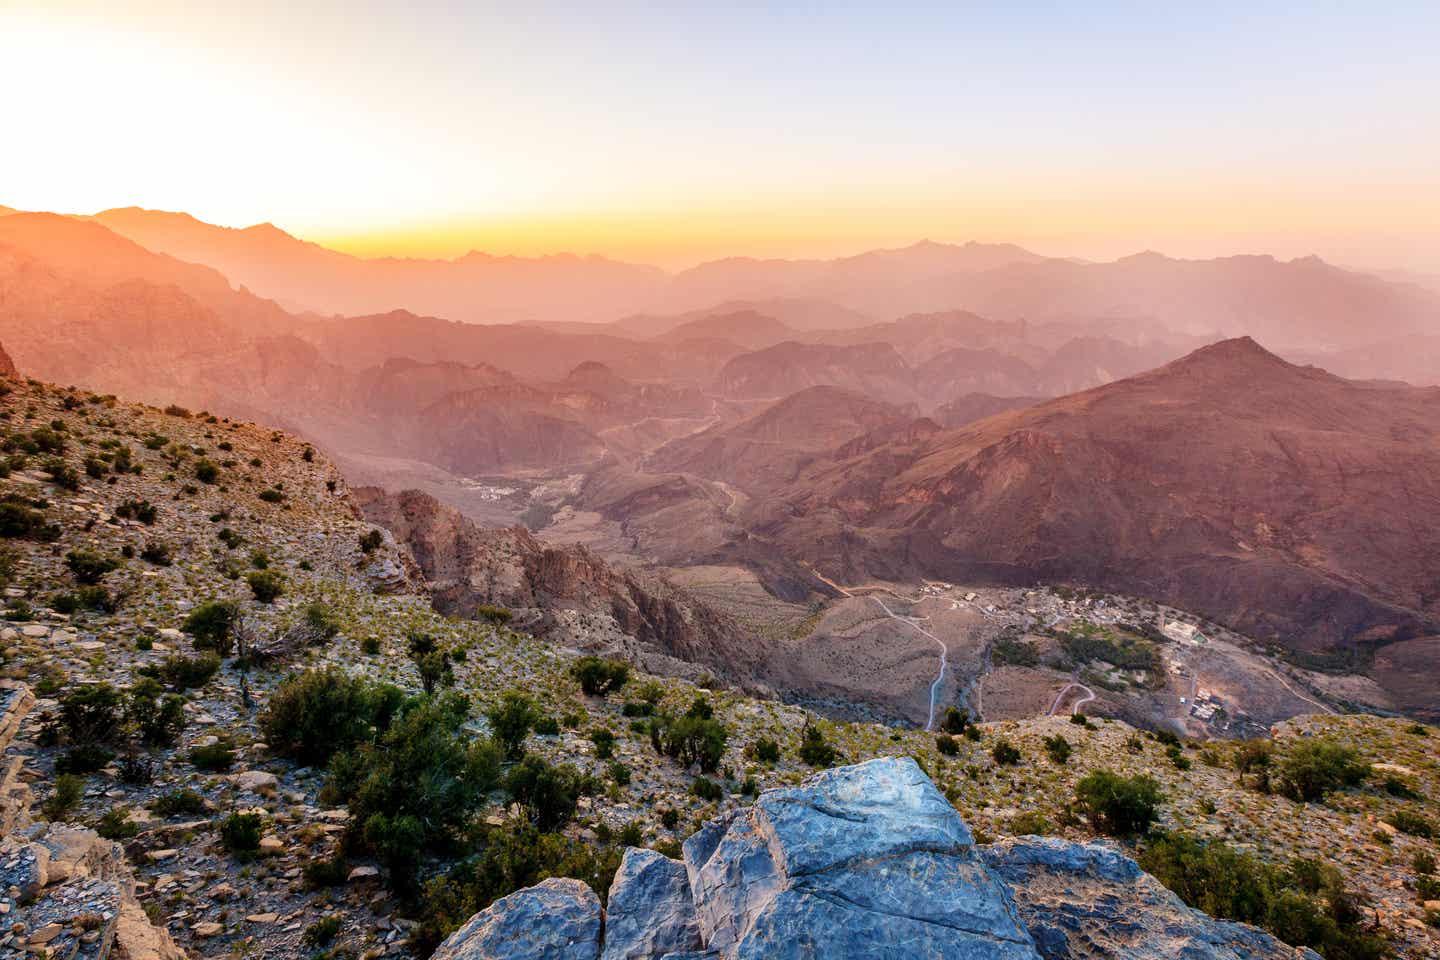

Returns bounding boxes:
[532,715,560,736]
[151,789,208,817]
[359,529,384,553]
[302,916,341,948]
[59,682,123,745]
[570,656,630,696]
[1043,734,1073,765]
[1140,832,1388,960]
[504,755,593,830]
[245,569,285,603]
[96,806,139,840]
[1384,808,1435,839]
[475,604,513,626]
[294,602,341,645]
[752,737,780,763]
[0,499,60,540]
[691,776,723,802]
[133,539,170,569]
[190,739,236,771]
[126,678,186,746]
[261,668,403,767]
[194,459,220,484]
[650,699,728,773]
[1275,739,1369,802]
[935,734,960,756]
[1010,811,1052,835]
[939,706,970,735]
[182,600,238,654]
[304,853,351,888]
[486,691,539,760]
[798,724,838,768]
[589,727,617,760]
[115,499,157,524]
[42,774,85,821]
[991,739,1022,765]
[414,821,623,955]
[153,652,221,690]
[219,811,263,859]
[1075,769,1164,836]
[65,549,119,585]
[327,692,502,883]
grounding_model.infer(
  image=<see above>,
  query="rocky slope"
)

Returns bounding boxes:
[353,487,772,684]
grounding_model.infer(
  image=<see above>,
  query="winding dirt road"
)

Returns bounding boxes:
[1047,681,1096,717]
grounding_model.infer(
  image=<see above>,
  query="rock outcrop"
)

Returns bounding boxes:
[0,682,186,960]
[981,837,1320,960]
[432,757,1313,960]
[431,878,601,960]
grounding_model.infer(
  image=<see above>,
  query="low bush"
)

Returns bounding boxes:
[261,668,403,767]
[65,549,119,585]
[219,811,263,859]
[504,755,594,830]
[183,600,238,654]
[246,569,285,603]
[1275,739,1369,802]
[1140,832,1387,960]
[570,656,630,696]
[1075,769,1164,836]
[326,692,503,883]
[650,697,729,773]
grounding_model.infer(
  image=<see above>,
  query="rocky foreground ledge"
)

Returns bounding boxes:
[433,756,1319,960]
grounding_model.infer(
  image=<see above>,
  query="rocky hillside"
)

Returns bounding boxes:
[749,338,1440,717]
[353,487,771,684]
[0,372,1434,959]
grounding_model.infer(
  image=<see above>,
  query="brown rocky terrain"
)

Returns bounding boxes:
[746,338,1440,716]
[353,487,773,685]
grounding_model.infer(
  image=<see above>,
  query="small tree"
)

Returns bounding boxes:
[991,739,1022,765]
[183,600,238,654]
[570,656,630,696]
[1043,734,1073,765]
[504,755,592,830]
[939,706,970,735]
[798,720,837,768]
[65,550,119,585]
[246,569,285,603]
[486,691,539,760]
[1075,769,1164,836]
[359,529,384,553]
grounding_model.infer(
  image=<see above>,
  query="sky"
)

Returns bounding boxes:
[2,1,1438,271]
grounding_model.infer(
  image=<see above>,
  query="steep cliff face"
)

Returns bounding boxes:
[354,487,774,683]
[430,757,1317,960]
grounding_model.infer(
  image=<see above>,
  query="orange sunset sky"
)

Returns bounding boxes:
[2,1,1438,271]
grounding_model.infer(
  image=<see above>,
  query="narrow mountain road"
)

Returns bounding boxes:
[1262,667,1338,715]
[1047,681,1096,717]
[871,595,949,732]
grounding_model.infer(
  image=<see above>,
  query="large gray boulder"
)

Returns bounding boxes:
[431,877,601,960]
[602,848,703,960]
[432,758,1322,960]
[682,756,1039,960]
[979,837,1322,960]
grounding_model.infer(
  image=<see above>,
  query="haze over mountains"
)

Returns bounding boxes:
[2,201,1439,719]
